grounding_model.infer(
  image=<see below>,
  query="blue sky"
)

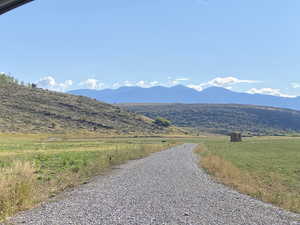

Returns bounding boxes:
[1,0,300,97]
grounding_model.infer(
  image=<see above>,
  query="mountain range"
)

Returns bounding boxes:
[68,85,300,111]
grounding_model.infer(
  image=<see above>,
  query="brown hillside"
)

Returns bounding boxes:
[0,81,168,134]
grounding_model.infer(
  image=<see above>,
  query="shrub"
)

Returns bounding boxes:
[0,73,18,85]
[154,117,171,127]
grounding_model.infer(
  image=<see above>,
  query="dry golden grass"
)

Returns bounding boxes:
[0,137,177,221]
[0,162,39,220]
[195,145,300,213]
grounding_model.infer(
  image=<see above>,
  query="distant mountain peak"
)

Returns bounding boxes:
[68,85,300,110]
[171,84,194,90]
[202,86,233,93]
[172,84,187,88]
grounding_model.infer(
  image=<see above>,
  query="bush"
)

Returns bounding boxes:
[0,73,18,85]
[154,117,171,127]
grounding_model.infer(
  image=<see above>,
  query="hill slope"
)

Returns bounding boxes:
[0,80,171,134]
[120,103,300,135]
[68,86,300,110]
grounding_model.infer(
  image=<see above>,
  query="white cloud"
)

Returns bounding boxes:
[149,81,159,86]
[186,84,203,91]
[136,80,151,88]
[167,77,190,86]
[169,80,179,86]
[60,81,73,90]
[247,88,296,98]
[123,80,135,87]
[111,76,257,92]
[112,82,121,88]
[186,76,259,91]
[291,83,300,89]
[207,76,259,87]
[37,76,56,87]
[37,76,73,91]
[175,77,190,81]
[112,80,135,88]
[113,80,161,89]
[80,79,104,90]
[34,76,297,99]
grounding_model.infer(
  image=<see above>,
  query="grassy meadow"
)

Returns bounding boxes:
[1,133,299,220]
[195,136,300,213]
[0,133,179,220]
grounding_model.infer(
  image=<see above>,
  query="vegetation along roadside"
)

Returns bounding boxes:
[0,134,179,221]
[195,136,300,213]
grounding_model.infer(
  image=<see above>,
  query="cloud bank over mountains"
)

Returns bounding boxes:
[186,77,259,91]
[79,79,104,90]
[247,88,296,98]
[35,75,297,98]
[37,76,73,92]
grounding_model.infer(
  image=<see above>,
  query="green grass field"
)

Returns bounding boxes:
[1,134,299,220]
[196,136,300,213]
[0,134,179,220]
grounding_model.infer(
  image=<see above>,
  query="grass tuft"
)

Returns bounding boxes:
[0,162,37,220]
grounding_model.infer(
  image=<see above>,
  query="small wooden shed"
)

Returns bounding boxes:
[230,132,242,142]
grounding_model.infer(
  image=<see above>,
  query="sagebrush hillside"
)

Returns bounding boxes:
[0,76,172,134]
[120,103,300,135]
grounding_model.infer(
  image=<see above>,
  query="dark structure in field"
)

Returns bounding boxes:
[230,132,242,142]
[0,0,33,15]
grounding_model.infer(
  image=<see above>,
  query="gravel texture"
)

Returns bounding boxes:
[8,144,300,225]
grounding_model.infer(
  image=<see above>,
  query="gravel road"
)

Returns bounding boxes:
[8,144,300,225]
